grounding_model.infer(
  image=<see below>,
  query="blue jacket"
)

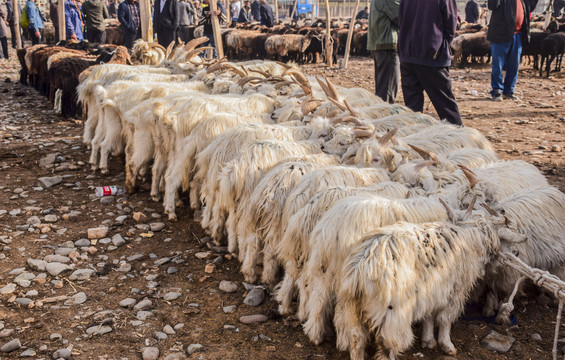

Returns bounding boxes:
[26,0,44,32]
[117,0,139,34]
[250,0,260,21]
[398,0,457,67]
[65,0,84,40]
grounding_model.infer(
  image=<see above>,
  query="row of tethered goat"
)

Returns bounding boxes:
[22,36,565,359]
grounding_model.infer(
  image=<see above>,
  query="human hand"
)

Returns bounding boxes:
[35,31,40,38]
[214,9,220,15]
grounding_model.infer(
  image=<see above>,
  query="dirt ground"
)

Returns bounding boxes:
[0,49,564,360]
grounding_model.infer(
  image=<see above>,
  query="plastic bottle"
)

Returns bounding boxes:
[95,186,127,197]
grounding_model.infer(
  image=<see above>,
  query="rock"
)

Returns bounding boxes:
[0,329,14,337]
[118,263,131,272]
[27,259,47,271]
[50,333,62,341]
[9,208,21,216]
[186,344,203,355]
[52,348,71,359]
[223,305,237,314]
[86,325,113,335]
[174,323,184,331]
[134,299,152,311]
[219,280,238,293]
[167,266,178,274]
[100,196,114,205]
[119,298,137,308]
[136,311,152,321]
[480,330,515,353]
[239,314,268,324]
[43,214,58,223]
[66,292,87,305]
[154,331,168,340]
[45,262,71,276]
[150,222,166,232]
[19,348,36,357]
[74,239,90,247]
[154,257,171,266]
[531,333,542,342]
[204,263,216,273]
[26,216,41,225]
[69,269,95,281]
[195,251,210,259]
[0,338,21,353]
[133,212,146,222]
[552,145,563,153]
[39,153,59,167]
[127,254,144,262]
[115,215,128,223]
[142,347,159,360]
[163,325,176,335]
[111,234,126,247]
[25,290,38,297]
[44,254,71,263]
[36,176,63,189]
[224,325,237,331]
[88,227,109,239]
[243,288,265,306]
[163,292,181,301]
[163,353,184,360]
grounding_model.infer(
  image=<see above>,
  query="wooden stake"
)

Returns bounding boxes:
[341,0,359,69]
[324,0,332,67]
[274,0,278,23]
[58,0,65,42]
[226,0,231,26]
[209,0,224,59]
[12,0,22,48]
[139,0,153,41]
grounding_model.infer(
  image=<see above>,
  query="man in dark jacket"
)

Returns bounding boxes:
[356,6,369,20]
[259,0,273,26]
[118,0,141,48]
[6,0,17,47]
[398,0,462,126]
[237,0,251,22]
[487,0,537,101]
[82,0,108,43]
[554,0,565,17]
[367,0,399,103]
[250,0,260,21]
[465,0,479,23]
[107,0,118,18]
[154,0,179,47]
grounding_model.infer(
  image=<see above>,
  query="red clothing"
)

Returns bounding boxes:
[515,0,524,34]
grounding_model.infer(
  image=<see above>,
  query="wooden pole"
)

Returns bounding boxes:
[139,0,153,41]
[209,0,224,59]
[226,0,231,26]
[58,0,66,41]
[12,0,22,48]
[324,0,331,66]
[315,0,318,17]
[274,0,278,23]
[341,0,359,68]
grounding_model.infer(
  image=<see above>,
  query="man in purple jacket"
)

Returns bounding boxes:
[397,0,462,126]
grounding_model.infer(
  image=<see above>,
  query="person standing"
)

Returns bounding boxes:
[200,0,221,57]
[0,3,9,59]
[153,0,178,47]
[259,0,273,27]
[82,0,108,43]
[398,0,462,126]
[367,0,399,103]
[250,0,260,21]
[231,0,240,21]
[5,0,16,48]
[237,0,251,22]
[177,0,194,42]
[117,0,141,48]
[465,0,479,23]
[49,0,60,42]
[487,0,537,101]
[65,0,85,41]
[356,6,369,20]
[26,0,44,44]
[193,0,202,23]
[107,0,118,18]
[553,0,565,17]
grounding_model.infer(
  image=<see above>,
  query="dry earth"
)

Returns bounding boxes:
[0,49,563,360]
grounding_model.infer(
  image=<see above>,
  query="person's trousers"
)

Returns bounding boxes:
[54,25,60,43]
[400,62,462,126]
[177,25,192,43]
[31,31,40,45]
[203,32,217,59]
[9,21,17,48]
[123,28,141,49]
[0,37,8,59]
[157,28,176,47]
[490,32,522,96]
[86,28,106,44]
[371,49,400,104]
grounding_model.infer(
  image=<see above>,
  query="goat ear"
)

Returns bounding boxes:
[378,128,397,145]
[460,165,479,188]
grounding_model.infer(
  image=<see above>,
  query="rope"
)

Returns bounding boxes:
[496,252,565,360]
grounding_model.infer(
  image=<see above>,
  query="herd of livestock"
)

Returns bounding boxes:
[15,37,565,359]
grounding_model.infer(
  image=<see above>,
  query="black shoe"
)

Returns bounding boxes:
[503,93,517,100]
[491,92,502,101]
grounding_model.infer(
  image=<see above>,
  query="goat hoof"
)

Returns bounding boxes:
[151,196,161,202]
[243,273,257,284]
[421,339,437,350]
[278,304,293,317]
[440,343,456,356]
[168,213,178,222]
[100,169,109,175]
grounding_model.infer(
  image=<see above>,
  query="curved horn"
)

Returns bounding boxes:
[238,76,264,87]
[275,60,292,69]
[285,70,310,87]
[328,97,348,112]
[165,41,177,60]
[274,80,295,89]
[301,99,323,115]
[378,128,397,145]
[148,42,167,52]
[184,37,210,52]
[316,76,333,100]
[414,160,436,171]
[480,203,499,217]
[186,47,213,61]
[408,144,439,162]
[324,76,339,101]
[464,194,477,219]
[353,129,373,138]
[439,198,454,222]
[338,116,364,126]
[343,100,358,117]
[240,65,248,76]
[459,165,479,188]
[249,69,271,77]
[497,227,528,243]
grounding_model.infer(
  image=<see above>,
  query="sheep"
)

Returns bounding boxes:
[131,39,167,65]
[481,185,565,323]
[299,194,449,345]
[236,155,340,284]
[264,34,312,62]
[275,182,410,316]
[333,216,512,360]
[539,32,565,77]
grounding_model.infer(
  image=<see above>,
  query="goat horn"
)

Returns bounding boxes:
[378,128,397,145]
[370,126,381,140]
[324,76,339,101]
[324,108,341,119]
[238,76,264,87]
[316,76,333,100]
[274,80,295,89]
[221,63,246,77]
[186,47,213,61]
[328,97,348,112]
[408,144,439,162]
[288,71,311,87]
[480,203,499,216]
[464,194,477,219]
[240,65,248,76]
[497,227,528,243]
[459,165,479,188]
[148,42,167,52]
[249,69,270,77]
[439,198,454,222]
[338,116,364,126]
[206,61,224,73]
[165,41,176,60]
[343,100,358,117]
[301,99,322,115]
[275,60,292,69]
[184,37,209,52]
[352,129,373,138]
[414,160,436,171]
